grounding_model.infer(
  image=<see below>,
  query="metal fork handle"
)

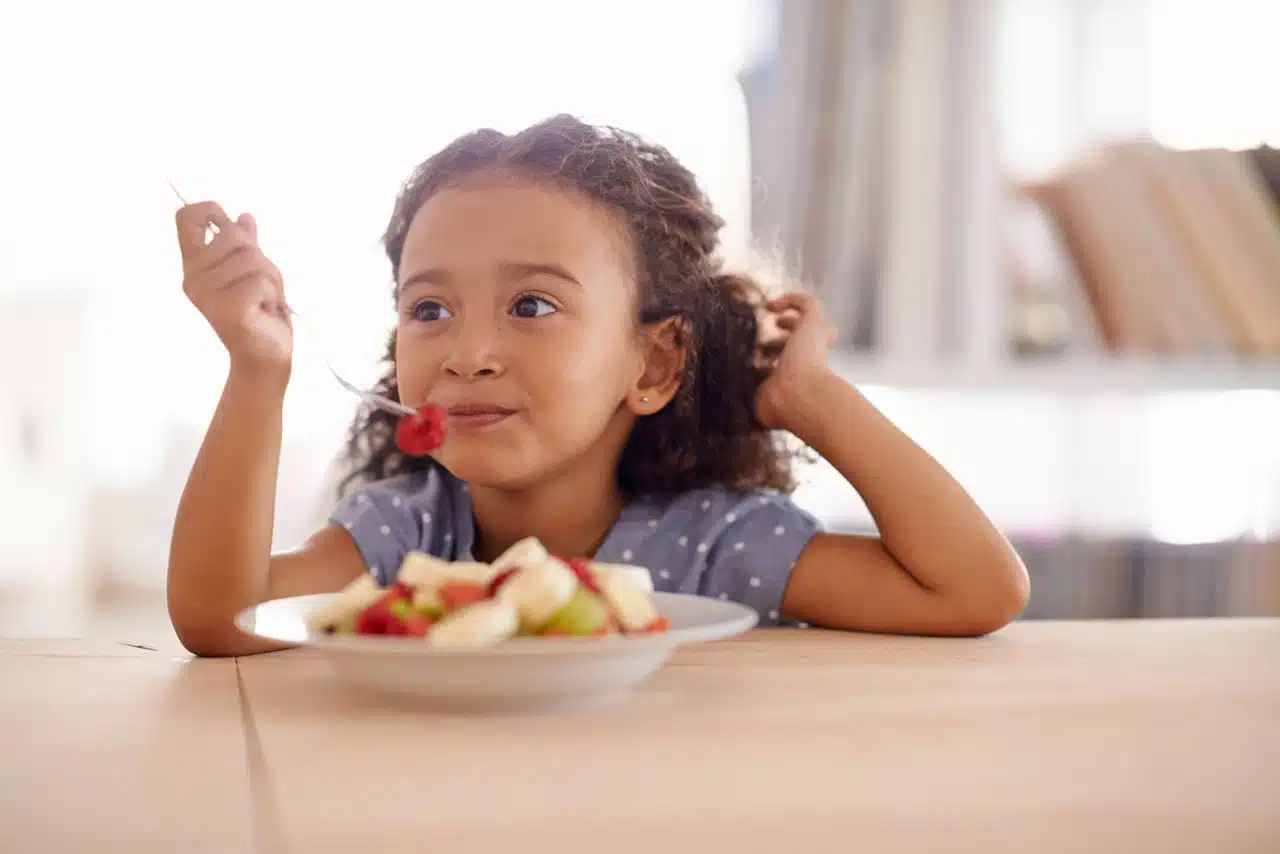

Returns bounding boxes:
[167,178,414,419]
[286,308,416,418]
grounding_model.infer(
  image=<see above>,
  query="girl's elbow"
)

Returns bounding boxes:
[169,600,290,658]
[959,561,1030,636]
[168,595,243,657]
[171,619,239,658]
[1005,555,1032,619]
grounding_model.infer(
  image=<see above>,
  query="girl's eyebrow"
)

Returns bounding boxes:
[398,261,582,296]
[497,261,582,289]
[398,267,451,297]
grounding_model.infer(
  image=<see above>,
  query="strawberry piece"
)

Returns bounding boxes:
[355,600,391,635]
[395,404,449,456]
[565,557,601,593]
[386,598,424,636]
[642,616,671,634]
[485,567,519,599]
[357,588,413,635]
[400,612,431,637]
[389,581,414,600]
[438,580,487,611]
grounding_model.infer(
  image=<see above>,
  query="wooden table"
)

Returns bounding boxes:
[3,621,1278,853]
[0,639,254,854]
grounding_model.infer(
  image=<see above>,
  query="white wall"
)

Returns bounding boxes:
[0,291,91,594]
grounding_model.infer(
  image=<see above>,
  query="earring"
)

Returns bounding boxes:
[640,395,649,403]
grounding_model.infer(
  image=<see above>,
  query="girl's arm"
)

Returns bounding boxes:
[779,373,1029,635]
[166,202,364,657]
[167,372,365,657]
[758,294,1029,636]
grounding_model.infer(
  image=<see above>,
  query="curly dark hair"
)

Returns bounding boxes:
[340,114,800,497]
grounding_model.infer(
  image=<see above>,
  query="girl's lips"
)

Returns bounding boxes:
[445,404,515,428]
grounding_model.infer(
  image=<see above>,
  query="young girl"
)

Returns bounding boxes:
[167,115,1028,657]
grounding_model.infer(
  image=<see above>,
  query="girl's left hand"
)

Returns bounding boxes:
[754,292,839,432]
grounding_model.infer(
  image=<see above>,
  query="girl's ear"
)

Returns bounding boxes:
[627,317,686,416]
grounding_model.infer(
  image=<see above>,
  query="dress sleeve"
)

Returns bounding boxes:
[697,493,821,625]
[328,479,427,587]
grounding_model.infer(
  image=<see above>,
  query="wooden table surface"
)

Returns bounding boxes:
[2,621,1278,853]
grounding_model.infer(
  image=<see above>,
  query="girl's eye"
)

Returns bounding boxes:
[411,300,453,323]
[511,294,557,319]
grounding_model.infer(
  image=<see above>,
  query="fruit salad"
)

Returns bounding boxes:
[306,536,671,648]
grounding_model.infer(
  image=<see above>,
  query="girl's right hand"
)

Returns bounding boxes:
[175,201,293,383]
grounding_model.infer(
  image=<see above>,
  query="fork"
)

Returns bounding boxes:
[167,179,415,418]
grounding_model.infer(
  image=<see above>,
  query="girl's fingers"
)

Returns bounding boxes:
[185,245,278,301]
[765,291,817,314]
[759,329,790,352]
[175,201,235,257]
[773,312,801,331]
[260,254,287,307]
[220,247,282,293]
[186,228,255,275]
[236,212,258,243]
[766,292,840,346]
[206,271,279,329]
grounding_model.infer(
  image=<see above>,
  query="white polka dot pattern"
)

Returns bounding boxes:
[329,469,820,621]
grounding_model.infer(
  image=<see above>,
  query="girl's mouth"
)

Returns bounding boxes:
[446,403,516,429]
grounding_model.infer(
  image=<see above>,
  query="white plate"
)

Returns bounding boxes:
[234,591,756,712]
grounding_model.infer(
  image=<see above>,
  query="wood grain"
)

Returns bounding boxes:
[238,621,1280,853]
[0,655,253,854]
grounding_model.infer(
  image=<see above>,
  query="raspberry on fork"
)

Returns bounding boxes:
[395,404,449,456]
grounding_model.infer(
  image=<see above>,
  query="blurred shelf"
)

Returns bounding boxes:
[829,352,1280,394]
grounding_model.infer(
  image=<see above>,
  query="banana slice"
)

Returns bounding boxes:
[398,553,494,588]
[446,561,498,585]
[498,557,578,628]
[306,574,384,632]
[590,562,655,593]
[428,599,519,649]
[395,552,453,588]
[490,536,550,573]
[595,572,660,632]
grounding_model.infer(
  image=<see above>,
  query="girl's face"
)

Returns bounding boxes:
[394,171,647,489]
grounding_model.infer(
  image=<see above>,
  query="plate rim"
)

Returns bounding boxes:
[234,591,758,657]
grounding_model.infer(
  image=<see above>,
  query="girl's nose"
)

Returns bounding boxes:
[441,321,504,379]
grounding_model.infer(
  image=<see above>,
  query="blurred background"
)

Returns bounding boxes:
[1,0,1277,646]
